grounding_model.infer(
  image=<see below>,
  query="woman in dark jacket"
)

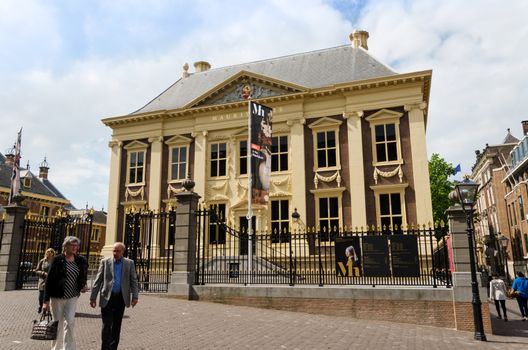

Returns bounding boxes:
[43,236,88,350]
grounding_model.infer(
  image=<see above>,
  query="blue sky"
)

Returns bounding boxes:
[1,0,527,209]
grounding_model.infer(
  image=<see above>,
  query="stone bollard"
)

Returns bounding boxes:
[446,203,492,334]
[168,177,200,299]
[0,204,28,291]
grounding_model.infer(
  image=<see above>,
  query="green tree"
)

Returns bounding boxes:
[428,153,456,226]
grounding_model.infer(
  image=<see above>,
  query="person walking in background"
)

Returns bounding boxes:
[90,242,139,350]
[489,273,508,321]
[35,248,55,314]
[512,271,528,321]
[43,236,88,350]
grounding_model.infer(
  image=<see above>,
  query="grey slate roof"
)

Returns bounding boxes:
[503,129,519,144]
[133,45,397,114]
[0,153,69,201]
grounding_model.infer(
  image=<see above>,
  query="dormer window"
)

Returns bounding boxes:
[23,176,31,188]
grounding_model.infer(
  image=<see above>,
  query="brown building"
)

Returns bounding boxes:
[0,153,71,218]
[471,130,518,274]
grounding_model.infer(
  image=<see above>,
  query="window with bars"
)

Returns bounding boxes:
[379,193,403,233]
[91,228,100,242]
[170,146,188,181]
[316,131,337,169]
[40,206,50,217]
[271,136,288,172]
[209,204,226,244]
[374,123,398,163]
[519,196,525,220]
[128,151,145,184]
[239,140,248,175]
[271,199,290,243]
[318,197,339,241]
[210,142,227,177]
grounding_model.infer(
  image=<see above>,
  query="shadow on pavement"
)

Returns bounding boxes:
[488,300,528,338]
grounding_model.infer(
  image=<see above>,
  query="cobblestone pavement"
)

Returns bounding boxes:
[1,290,528,350]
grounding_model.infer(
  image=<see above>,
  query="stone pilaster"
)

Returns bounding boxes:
[404,103,433,225]
[0,205,28,291]
[287,118,307,225]
[344,111,367,227]
[102,140,122,257]
[192,131,208,201]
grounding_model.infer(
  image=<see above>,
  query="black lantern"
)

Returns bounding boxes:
[291,208,300,223]
[454,178,486,341]
[498,234,510,284]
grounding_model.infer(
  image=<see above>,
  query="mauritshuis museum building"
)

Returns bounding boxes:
[101,31,433,254]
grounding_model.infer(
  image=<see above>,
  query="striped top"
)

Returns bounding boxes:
[63,261,80,299]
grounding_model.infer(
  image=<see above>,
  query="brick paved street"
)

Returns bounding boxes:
[1,290,527,350]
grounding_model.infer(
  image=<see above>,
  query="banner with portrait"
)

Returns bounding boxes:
[250,101,273,205]
[335,237,362,277]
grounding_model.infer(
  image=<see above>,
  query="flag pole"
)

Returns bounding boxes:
[247,98,253,285]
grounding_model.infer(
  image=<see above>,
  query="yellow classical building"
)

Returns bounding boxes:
[101,30,433,255]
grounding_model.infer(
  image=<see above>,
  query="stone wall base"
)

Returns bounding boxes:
[173,285,493,334]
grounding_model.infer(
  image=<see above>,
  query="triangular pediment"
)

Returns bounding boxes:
[123,140,149,150]
[187,71,307,108]
[365,109,403,122]
[308,117,343,129]
[164,135,193,145]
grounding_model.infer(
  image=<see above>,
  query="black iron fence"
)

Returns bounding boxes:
[124,210,176,293]
[17,213,95,289]
[195,208,451,287]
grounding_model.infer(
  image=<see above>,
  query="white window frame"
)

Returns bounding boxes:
[370,183,408,229]
[365,109,404,167]
[91,227,100,242]
[308,117,342,172]
[310,187,345,243]
[209,141,229,179]
[270,198,290,243]
[124,141,148,186]
[271,135,289,173]
[165,135,192,184]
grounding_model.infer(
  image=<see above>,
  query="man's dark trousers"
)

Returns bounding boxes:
[101,292,126,350]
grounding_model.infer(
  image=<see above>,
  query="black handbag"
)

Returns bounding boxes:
[31,311,58,340]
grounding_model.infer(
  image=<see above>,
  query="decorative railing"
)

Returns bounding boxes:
[195,209,451,288]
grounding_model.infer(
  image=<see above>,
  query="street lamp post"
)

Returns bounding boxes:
[454,178,487,341]
[498,234,510,285]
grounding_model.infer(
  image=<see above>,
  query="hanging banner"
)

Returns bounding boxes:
[250,101,272,205]
[335,237,362,277]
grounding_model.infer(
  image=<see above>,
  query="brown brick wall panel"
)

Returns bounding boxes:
[198,295,457,329]
[453,301,492,334]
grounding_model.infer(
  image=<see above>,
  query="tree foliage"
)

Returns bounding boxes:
[428,153,456,225]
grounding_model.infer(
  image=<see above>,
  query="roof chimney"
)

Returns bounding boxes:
[39,157,49,180]
[4,145,15,167]
[522,121,528,135]
[182,63,190,78]
[193,61,211,73]
[350,30,369,50]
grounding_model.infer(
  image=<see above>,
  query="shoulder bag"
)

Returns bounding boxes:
[31,311,58,340]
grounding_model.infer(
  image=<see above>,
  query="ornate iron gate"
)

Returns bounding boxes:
[17,213,94,290]
[124,210,176,292]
